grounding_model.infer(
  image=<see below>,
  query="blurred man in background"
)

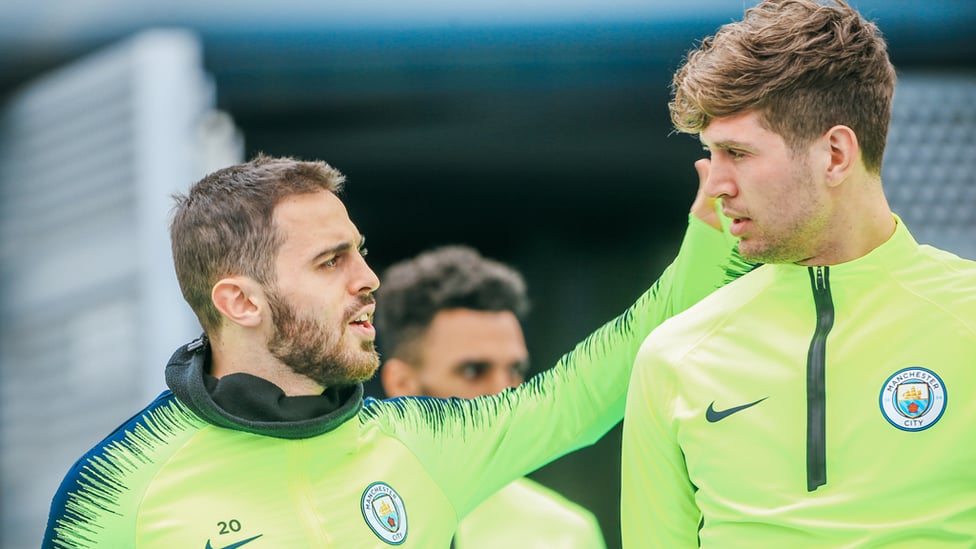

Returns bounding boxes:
[377,245,607,548]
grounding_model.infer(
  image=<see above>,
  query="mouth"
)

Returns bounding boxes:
[348,309,376,339]
[724,211,751,237]
[350,312,373,328]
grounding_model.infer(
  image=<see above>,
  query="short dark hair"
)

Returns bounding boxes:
[376,245,529,362]
[170,154,346,334]
[670,0,896,173]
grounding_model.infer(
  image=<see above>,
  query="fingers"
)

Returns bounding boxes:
[690,158,722,230]
[694,157,710,184]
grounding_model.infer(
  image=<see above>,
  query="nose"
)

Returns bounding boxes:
[498,367,522,392]
[701,157,736,200]
[353,253,380,294]
[481,366,518,395]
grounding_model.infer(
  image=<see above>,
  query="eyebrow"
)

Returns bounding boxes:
[701,138,753,151]
[453,360,491,373]
[452,358,531,375]
[310,234,363,264]
[311,242,351,263]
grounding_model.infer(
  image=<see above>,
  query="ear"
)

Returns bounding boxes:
[823,125,859,188]
[211,276,265,328]
[380,358,422,398]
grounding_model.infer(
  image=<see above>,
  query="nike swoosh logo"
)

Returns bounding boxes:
[706,397,767,423]
[205,534,263,549]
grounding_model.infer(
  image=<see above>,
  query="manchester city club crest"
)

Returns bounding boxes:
[361,481,408,544]
[879,367,947,431]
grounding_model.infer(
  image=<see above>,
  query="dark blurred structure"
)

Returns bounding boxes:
[1,2,973,547]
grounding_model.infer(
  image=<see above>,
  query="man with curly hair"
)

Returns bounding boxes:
[377,245,607,548]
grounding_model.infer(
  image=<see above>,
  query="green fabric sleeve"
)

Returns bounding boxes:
[362,213,736,518]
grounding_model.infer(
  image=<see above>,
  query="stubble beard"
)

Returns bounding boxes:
[266,291,380,388]
[739,155,826,265]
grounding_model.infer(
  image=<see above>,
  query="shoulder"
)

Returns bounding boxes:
[502,478,598,522]
[638,264,775,365]
[457,478,604,547]
[896,244,976,329]
[45,392,205,546]
[911,244,976,284]
[360,395,460,427]
[67,392,203,474]
[360,395,489,438]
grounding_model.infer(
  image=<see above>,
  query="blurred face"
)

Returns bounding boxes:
[701,110,832,265]
[413,308,530,399]
[266,190,381,387]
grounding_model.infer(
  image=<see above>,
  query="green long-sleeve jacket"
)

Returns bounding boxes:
[622,217,976,548]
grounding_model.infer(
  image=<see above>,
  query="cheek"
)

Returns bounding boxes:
[454,378,494,399]
[419,370,471,399]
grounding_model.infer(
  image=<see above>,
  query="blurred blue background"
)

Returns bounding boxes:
[1,1,973,547]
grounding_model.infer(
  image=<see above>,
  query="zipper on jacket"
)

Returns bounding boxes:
[806,266,834,491]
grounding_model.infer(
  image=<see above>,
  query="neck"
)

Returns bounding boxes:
[209,331,326,397]
[800,174,895,266]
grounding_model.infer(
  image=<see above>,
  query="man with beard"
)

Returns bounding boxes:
[376,245,607,548]
[620,1,976,547]
[43,153,738,548]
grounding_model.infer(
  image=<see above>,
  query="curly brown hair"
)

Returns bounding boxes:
[376,245,529,363]
[170,154,346,334]
[670,0,896,173]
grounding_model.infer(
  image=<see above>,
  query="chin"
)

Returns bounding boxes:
[737,243,763,262]
[351,351,381,379]
[738,237,784,264]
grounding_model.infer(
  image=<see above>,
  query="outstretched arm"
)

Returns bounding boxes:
[364,162,742,518]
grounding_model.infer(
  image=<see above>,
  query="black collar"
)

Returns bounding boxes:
[165,336,364,439]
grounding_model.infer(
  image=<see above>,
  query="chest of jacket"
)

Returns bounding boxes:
[674,264,975,530]
[134,419,457,548]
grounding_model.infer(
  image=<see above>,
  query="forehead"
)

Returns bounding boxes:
[273,191,360,256]
[700,110,782,148]
[420,309,527,363]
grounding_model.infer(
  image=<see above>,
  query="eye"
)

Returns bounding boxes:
[320,256,340,269]
[512,360,530,379]
[318,253,343,269]
[459,362,490,380]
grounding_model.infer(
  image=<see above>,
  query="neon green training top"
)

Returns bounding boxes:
[621,217,976,548]
[44,215,735,549]
[453,477,606,549]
